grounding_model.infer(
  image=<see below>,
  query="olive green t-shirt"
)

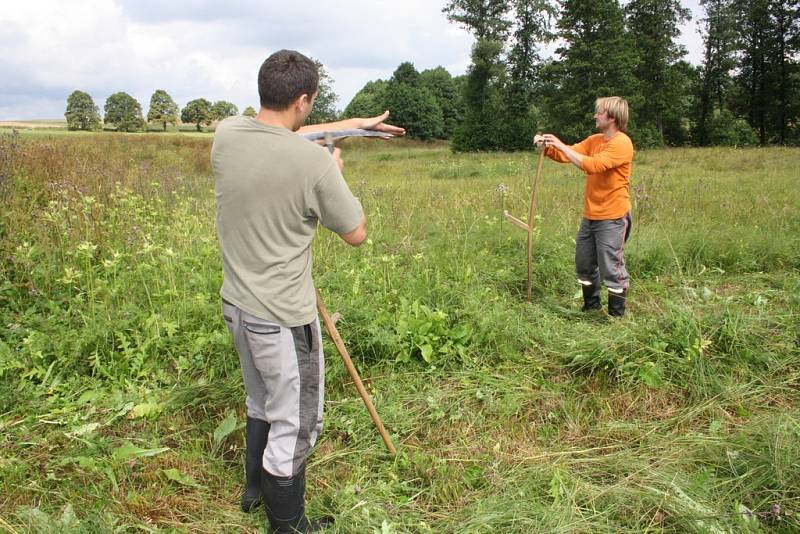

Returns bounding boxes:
[212,115,363,326]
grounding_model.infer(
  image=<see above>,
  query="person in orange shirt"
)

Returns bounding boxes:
[534,96,634,316]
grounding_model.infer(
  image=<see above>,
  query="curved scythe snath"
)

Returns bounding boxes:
[503,148,546,303]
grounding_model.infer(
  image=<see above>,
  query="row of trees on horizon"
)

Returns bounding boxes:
[64,89,250,133]
[65,0,799,149]
[64,61,340,133]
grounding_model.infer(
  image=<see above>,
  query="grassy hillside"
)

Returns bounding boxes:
[1,131,798,533]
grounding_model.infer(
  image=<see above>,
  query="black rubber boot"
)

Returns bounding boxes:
[242,417,270,513]
[261,464,334,533]
[581,284,602,312]
[608,289,627,317]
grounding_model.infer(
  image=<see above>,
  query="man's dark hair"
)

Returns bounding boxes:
[258,50,319,110]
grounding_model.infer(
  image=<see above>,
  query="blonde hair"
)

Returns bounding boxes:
[595,96,629,132]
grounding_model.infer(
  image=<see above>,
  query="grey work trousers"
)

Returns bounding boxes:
[575,212,632,292]
[222,299,324,478]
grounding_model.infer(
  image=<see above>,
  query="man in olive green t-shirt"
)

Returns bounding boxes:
[212,50,403,533]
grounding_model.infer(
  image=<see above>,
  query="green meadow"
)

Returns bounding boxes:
[1,131,798,533]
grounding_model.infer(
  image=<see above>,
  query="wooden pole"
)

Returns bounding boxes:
[526,149,546,303]
[316,289,397,455]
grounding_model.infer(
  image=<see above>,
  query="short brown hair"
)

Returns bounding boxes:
[258,50,319,111]
[595,96,629,132]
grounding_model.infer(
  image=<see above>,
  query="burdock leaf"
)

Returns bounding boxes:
[212,411,237,453]
[112,442,169,461]
[163,468,203,488]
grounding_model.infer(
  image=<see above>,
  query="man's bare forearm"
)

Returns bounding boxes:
[297,118,361,134]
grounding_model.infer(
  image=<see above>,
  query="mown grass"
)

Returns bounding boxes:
[1,130,798,533]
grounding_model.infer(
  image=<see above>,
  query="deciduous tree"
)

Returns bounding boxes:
[343,80,388,119]
[210,100,238,121]
[452,38,506,150]
[443,0,512,40]
[305,60,339,124]
[444,1,511,150]
[382,63,444,141]
[146,89,178,131]
[64,90,101,131]
[420,67,461,138]
[104,92,145,132]
[181,98,213,132]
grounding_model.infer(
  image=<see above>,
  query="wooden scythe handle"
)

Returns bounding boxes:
[527,149,546,303]
[316,289,397,455]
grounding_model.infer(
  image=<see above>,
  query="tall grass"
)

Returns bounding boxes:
[1,131,798,532]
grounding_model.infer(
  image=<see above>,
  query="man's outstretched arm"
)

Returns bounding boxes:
[298,110,405,137]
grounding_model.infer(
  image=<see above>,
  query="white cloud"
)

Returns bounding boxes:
[0,0,704,120]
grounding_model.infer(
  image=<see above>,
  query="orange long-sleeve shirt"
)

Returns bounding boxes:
[545,132,634,220]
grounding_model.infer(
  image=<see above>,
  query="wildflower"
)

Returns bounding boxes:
[75,241,98,259]
[59,266,80,285]
[496,183,509,194]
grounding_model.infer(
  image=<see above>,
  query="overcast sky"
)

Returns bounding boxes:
[0,0,705,121]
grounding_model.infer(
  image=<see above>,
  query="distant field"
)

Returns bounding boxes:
[1,134,798,533]
[0,121,216,137]
[0,119,67,129]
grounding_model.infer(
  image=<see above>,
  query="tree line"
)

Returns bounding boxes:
[64,60,339,133]
[64,89,257,132]
[343,0,799,149]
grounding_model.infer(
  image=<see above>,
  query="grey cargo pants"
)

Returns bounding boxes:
[575,212,632,292]
[222,299,324,478]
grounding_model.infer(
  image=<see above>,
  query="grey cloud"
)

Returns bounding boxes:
[117,0,261,23]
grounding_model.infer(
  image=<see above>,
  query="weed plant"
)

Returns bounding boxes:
[1,131,798,532]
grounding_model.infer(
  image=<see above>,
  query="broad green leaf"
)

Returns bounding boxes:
[15,507,52,530]
[103,466,119,492]
[212,411,237,452]
[77,390,103,405]
[420,344,433,363]
[129,402,164,419]
[60,504,76,527]
[66,422,101,437]
[638,362,663,388]
[112,442,169,461]
[162,468,203,488]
